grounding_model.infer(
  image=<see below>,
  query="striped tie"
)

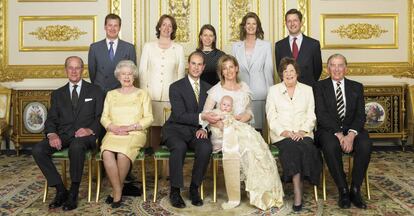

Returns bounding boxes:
[194,81,199,103]
[336,81,345,122]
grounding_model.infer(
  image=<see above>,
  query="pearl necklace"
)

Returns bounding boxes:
[202,50,213,55]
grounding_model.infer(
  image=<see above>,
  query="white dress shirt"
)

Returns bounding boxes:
[289,33,303,52]
[106,38,119,55]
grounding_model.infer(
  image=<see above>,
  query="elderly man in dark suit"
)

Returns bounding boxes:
[32,56,104,211]
[162,51,220,208]
[314,54,372,209]
[275,8,322,87]
[88,13,136,93]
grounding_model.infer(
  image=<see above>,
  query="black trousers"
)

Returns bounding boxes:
[165,135,212,188]
[317,129,372,188]
[32,135,96,187]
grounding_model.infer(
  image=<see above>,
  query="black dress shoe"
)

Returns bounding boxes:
[62,193,78,211]
[122,183,142,197]
[105,195,113,204]
[338,187,351,209]
[292,203,303,212]
[170,187,186,208]
[350,186,367,209]
[111,199,122,208]
[48,191,68,209]
[189,186,203,206]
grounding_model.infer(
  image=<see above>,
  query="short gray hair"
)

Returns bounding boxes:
[114,60,138,78]
[327,53,348,66]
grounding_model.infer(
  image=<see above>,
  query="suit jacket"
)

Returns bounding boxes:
[232,39,274,100]
[275,35,322,87]
[266,82,316,143]
[162,76,211,142]
[88,39,137,92]
[314,78,366,134]
[44,80,104,142]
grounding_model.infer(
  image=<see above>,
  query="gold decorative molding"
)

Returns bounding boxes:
[29,25,87,41]
[19,16,96,52]
[331,23,388,40]
[321,62,414,78]
[229,0,250,41]
[282,0,310,37]
[18,0,96,2]
[321,14,398,49]
[297,0,309,36]
[110,0,121,15]
[168,0,191,42]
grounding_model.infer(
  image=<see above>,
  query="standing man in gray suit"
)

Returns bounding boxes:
[88,13,137,93]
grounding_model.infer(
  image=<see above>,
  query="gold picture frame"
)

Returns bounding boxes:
[19,16,97,52]
[321,13,398,49]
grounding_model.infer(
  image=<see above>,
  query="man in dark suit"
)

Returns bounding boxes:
[88,13,136,93]
[314,54,372,209]
[32,56,104,211]
[275,8,322,87]
[162,51,220,208]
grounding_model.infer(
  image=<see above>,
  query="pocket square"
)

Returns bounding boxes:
[85,98,93,102]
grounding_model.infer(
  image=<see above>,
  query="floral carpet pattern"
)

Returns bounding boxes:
[0,149,413,215]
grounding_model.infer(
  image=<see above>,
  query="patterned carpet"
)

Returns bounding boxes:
[0,149,413,215]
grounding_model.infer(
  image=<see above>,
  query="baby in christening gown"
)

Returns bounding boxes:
[208,95,284,210]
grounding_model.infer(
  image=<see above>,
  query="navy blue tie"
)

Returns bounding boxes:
[109,41,115,61]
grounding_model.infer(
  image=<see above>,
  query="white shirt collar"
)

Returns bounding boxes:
[70,79,82,88]
[332,78,345,88]
[188,76,200,87]
[289,33,303,42]
[106,38,119,48]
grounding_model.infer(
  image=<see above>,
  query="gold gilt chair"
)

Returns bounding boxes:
[95,148,147,202]
[0,86,12,148]
[43,149,93,202]
[321,153,370,201]
[153,107,204,202]
[212,122,319,203]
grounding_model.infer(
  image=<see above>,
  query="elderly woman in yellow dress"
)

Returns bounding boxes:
[266,57,322,212]
[100,60,153,208]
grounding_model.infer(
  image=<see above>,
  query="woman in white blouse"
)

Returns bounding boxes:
[266,57,322,212]
[139,14,185,146]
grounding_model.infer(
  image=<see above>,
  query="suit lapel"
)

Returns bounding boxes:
[62,83,74,118]
[297,36,309,61]
[344,79,353,119]
[114,40,123,62]
[282,37,293,58]
[248,40,262,70]
[99,40,111,62]
[183,77,198,110]
[74,80,88,118]
[324,78,338,116]
[198,82,208,112]
[235,42,249,73]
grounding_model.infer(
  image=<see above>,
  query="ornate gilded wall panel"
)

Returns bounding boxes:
[321,14,398,49]
[19,16,96,52]
[219,0,259,50]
